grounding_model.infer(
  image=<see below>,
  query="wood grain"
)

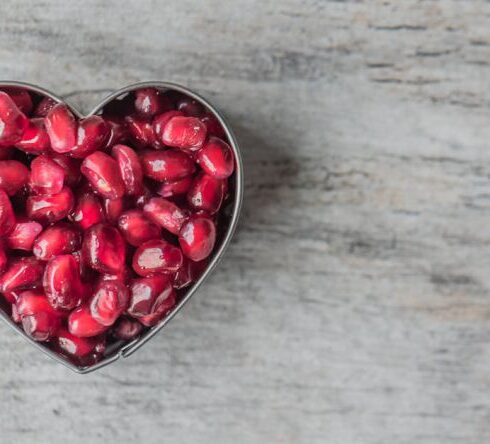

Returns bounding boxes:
[1,1,490,443]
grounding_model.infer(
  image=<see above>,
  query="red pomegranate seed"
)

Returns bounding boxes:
[117,210,161,246]
[6,219,43,251]
[187,173,225,214]
[68,305,107,338]
[0,88,33,115]
[89,280,129,326]
[113,317,143,341]
[45,104,77,153]
[55,328,102,358]
[125,115,160,149]
[132,239,183,276]
[0,91,28,146]
[33,223,81,261]
[153,111,184,142]
[34,96,58,117]
[179,216,216,261]
[127,273,173,317]
[143,197,189,235]
[173,258,208,289]
[97,265,130,285]
[102,197,124,223]
[176,97,204,117]
[14,118,51,154]
[141,149,195,182]
[0,160,29,196]
[51,154,81,187]
[200,113,226,138]
[138,289,176,326]
[161,116,207,151]
[43,254,83,310]
[112,144,144,195]
[29,155,66,195]
[0,188,16,236]
[197,137,234,179]
[81,151,125,199]
[26,186,75,223]
[69,192,104,230]
[157,176,193,199]
[134,185,152,209]
[103,116,128,149]
[82,223,126,274]
[69,116,110,158]
[16,290,62,341]
[0,257,44,293]
[134,88,170,118]
[0,243,7,275]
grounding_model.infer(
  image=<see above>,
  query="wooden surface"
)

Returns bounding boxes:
[1,1,490,443]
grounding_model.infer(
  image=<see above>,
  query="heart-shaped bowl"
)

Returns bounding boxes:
[0,81,243,373]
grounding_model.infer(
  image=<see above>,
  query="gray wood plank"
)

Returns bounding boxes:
[1,1,490,443]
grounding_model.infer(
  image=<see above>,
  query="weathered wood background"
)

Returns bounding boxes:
[1,1,490,443]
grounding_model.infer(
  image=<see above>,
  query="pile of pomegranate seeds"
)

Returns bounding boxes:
[0,87,235,367]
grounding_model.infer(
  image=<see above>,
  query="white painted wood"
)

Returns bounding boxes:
[1,1,490,443]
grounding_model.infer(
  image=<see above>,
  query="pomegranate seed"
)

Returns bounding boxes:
[34,96,58,117]
[201,113,226,138]
[97,265,130,285]
[89,280,129,326]
[153,111,184,142]
[26,186,74,223]
[138,289,176,326]
[6,219,43,251]
[0,91,28,146]
[69,192,104,230]
[82,223,126,274]
[16,290,62,341]
[81,151,125,199]
[102,197,124,223]
[68,305,107,338]
[45,104,77,153]
[197,137,234,179]
[14,118,51,154]
[112,144,144,195]
[0,88,33,115]
[69,116,110,158]
[103,116,128,149]
[187,173,225,214]
[134,185,152,209]
[161,116,207,151]
[29,155,66,195]
[127,274,173,317]
[0,257,44,293]
[141,149,195,182]
[34,223,78,259]
[43,254,83,310]
[132,239,183,276]
[0,160,29,196]
[117,210,161,246]
[0,188,16,236]
[157,176,193,199]
[125,115,160,149]
[55,328,103,358]
[0,243,7,275]
[51,155,81,187]
[173,258,208,289]
[113,317,143,341]
[143,197,189,235]
[179,216,216,261]
[134,88,170,118]
[176,97,204,117]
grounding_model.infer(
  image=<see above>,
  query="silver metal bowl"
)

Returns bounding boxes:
[0,81,244,373]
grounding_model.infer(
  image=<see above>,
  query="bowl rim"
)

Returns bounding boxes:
[0,80,244,374]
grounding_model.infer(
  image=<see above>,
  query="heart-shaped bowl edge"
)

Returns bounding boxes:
[0,80,244,374]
